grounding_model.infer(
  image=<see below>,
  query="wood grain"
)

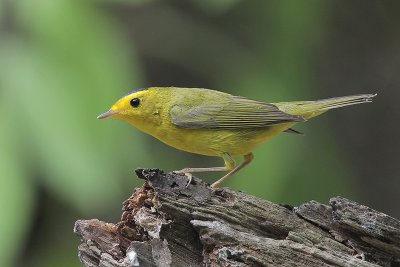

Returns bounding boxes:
[74,169,400,267]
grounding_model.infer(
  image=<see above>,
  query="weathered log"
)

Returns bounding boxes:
[74,169,400,267]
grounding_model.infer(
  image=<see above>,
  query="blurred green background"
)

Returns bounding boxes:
[0,0,399,266]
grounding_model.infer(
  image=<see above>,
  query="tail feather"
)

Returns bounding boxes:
[276,93,377,120]
[306,94,377,111]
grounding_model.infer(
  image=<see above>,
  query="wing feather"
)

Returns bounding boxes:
[170,95,304,129]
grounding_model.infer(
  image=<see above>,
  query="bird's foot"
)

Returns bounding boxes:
[173,170,192,188]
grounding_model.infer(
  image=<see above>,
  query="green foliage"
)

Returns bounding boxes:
[0,0,141,265]
[0,98,35,267]
[0,1,372,266]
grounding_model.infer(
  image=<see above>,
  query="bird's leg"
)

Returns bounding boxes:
[211,153,254,188]
[175,153,235,173]
[174,153,236,187]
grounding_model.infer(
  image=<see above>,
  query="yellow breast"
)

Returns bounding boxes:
[138,120,294,157]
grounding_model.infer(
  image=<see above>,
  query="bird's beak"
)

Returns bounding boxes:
[97,110,120,119]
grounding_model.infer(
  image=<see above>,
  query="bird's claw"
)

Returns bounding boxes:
[184,172,192,188]
[173,171,192,188]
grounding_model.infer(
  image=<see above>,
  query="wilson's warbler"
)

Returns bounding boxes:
[98,87,376,188]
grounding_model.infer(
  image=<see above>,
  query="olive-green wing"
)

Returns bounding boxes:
[170,96,304,129]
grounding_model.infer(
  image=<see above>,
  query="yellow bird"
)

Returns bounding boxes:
[97,87,375,188]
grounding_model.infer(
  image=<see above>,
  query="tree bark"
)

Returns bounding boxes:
[74,169,400,267]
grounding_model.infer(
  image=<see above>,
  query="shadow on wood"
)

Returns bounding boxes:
[74,169,400,267]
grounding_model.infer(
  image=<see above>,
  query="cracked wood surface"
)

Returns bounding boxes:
[74,169,400,267]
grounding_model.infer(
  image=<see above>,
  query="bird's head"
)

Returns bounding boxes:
[97,87,164,131]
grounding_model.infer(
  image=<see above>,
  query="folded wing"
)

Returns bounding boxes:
[170,95,304,129]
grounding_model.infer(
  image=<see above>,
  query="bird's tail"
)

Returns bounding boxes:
[276,94,377,120]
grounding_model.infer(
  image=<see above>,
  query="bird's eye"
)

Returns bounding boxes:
[130,98,140,108]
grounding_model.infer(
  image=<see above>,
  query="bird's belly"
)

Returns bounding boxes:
[151,124,294,157]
